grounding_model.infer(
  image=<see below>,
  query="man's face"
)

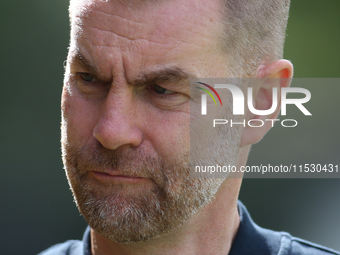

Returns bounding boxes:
[62,0,241,243]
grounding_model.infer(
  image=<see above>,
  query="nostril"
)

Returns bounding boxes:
[93,117,143,150]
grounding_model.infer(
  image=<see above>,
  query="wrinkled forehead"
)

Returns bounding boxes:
[69,0,164,14]
[68,0,224,44]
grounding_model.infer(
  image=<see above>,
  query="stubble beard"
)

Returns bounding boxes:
[61,124,239,244]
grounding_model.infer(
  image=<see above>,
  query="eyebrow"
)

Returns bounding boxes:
[68,50,195,87]
[68,50,112,84]
[134,67,194,88]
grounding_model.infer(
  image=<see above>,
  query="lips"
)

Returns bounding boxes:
[90,170,151,185]
[92,170,144,179]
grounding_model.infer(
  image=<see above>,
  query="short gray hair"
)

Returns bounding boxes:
[221,0,291,77]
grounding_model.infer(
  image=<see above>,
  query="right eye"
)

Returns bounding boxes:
[80,73,94,82]
[72,72,109,97]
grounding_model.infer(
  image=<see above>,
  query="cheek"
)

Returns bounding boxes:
[62,91,100,143]
[143,109,190,160]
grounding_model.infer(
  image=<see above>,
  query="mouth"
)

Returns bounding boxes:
[90,171,150,185]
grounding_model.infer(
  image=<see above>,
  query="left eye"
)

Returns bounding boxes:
[80,73,94,82]
[152,84,175,94]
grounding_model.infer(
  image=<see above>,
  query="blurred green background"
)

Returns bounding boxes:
[0,0,339,254]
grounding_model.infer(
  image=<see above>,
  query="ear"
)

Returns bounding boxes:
[240,60,293,148]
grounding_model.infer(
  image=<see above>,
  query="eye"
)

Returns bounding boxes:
[80,73,94,82]
[151,84,175,94]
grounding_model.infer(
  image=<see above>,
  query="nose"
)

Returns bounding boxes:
[93,89,143,150]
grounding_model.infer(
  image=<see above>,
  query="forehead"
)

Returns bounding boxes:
[68,0,225,78]
[70,0,223,43]
[70,0,223,29]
